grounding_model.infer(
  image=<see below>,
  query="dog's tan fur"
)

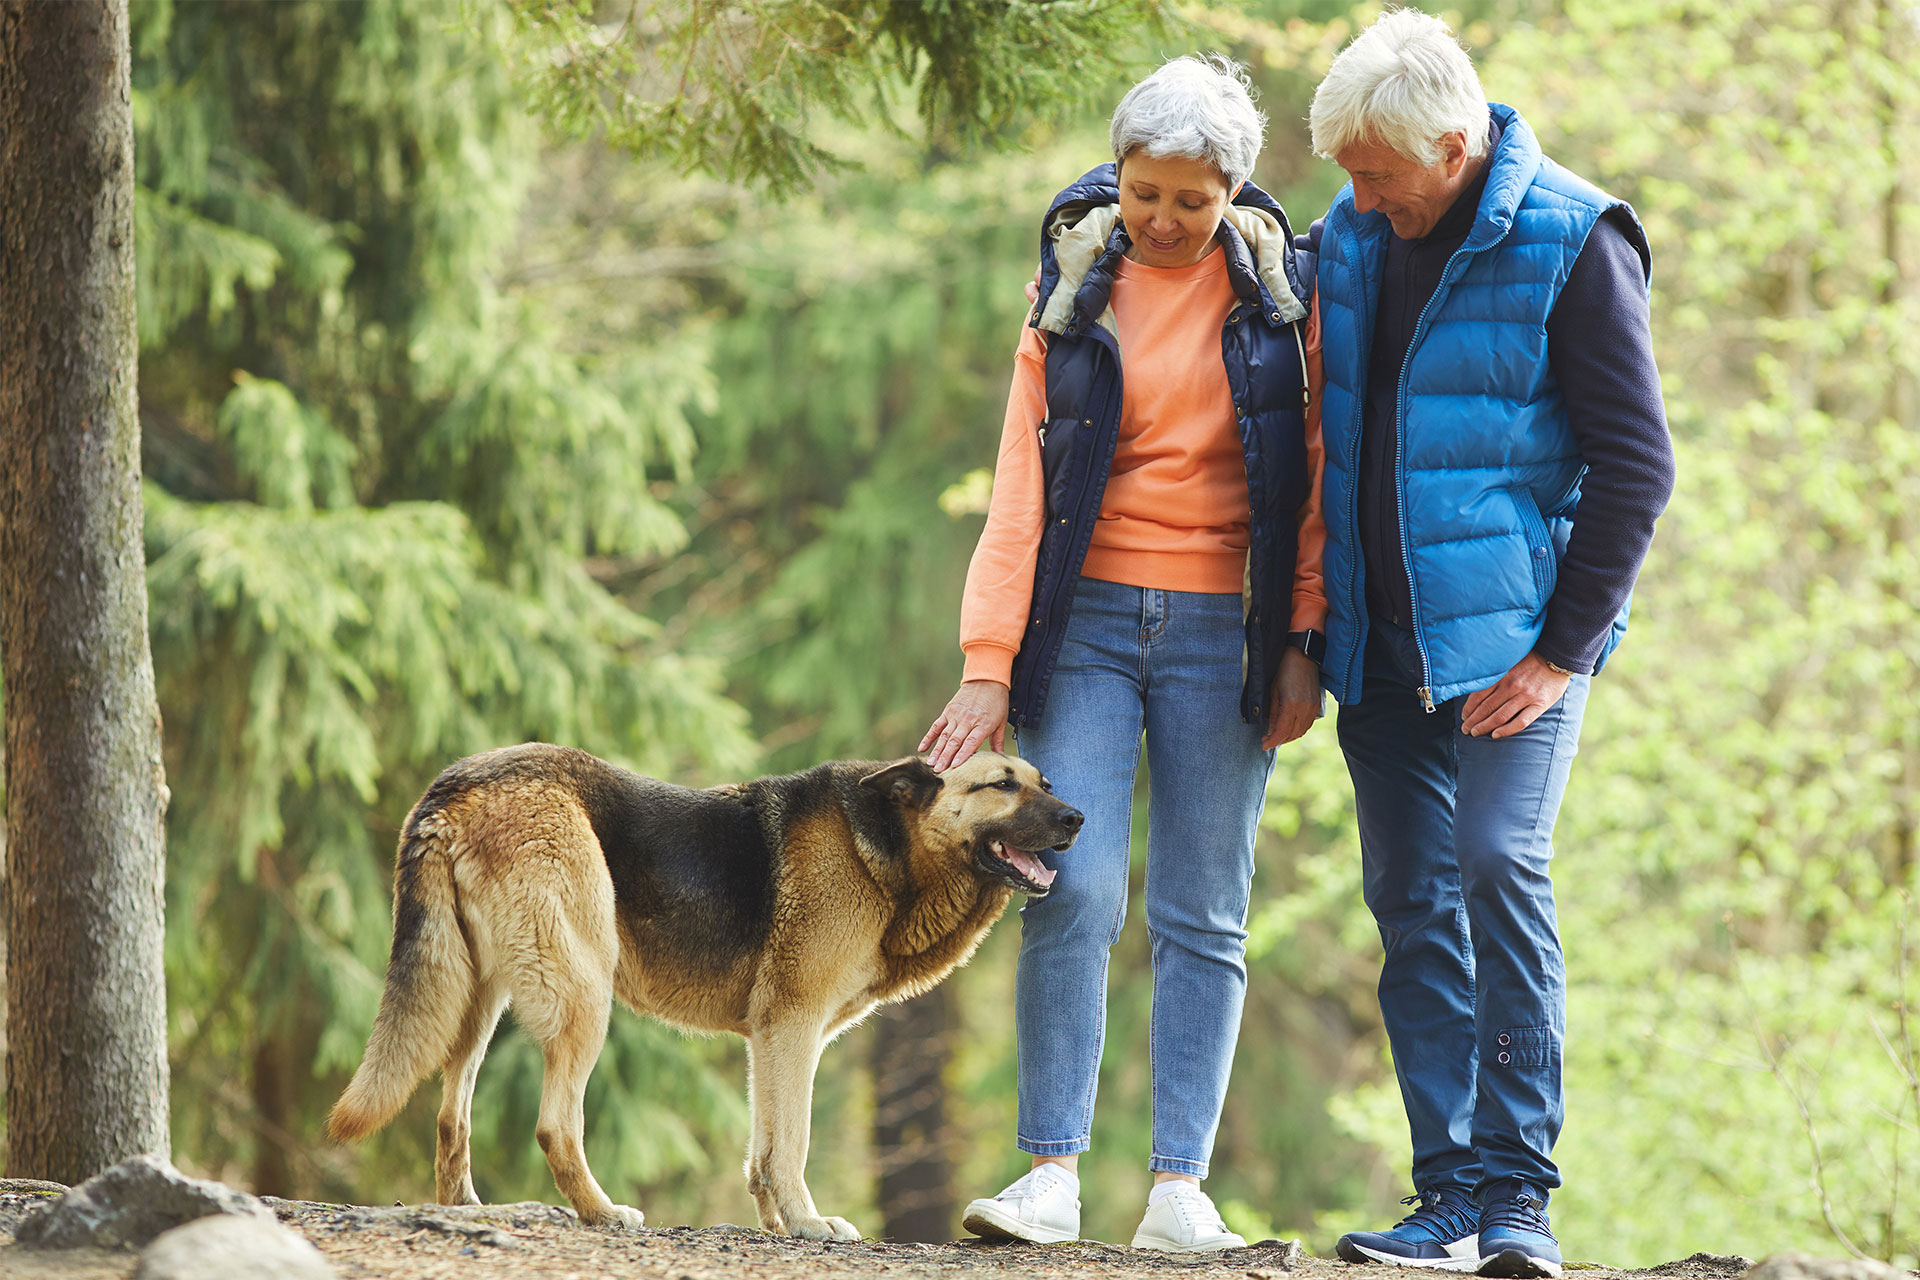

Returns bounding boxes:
[327,745,1077,1239]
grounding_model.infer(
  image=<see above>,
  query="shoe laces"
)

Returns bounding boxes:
[1012,1165,1075,1202]
[1481,1189,1555,1242]
[1396,1189,1476,1241]
[1165,1185,1226,1232]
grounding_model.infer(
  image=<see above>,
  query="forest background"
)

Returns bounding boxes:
[0,0,1915,1269]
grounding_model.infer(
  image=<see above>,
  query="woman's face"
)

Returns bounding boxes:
[1117,151,1237,269]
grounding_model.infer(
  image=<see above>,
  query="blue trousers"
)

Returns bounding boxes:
[1012,578,1273,1177]
[1336,622,1589,1202]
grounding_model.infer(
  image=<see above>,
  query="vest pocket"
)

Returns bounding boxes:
[1511,487,1556,608]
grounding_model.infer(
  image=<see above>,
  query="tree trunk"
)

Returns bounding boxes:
[251,1032,295,1197]
[0,0,171,1181]
[871,987,956,1242]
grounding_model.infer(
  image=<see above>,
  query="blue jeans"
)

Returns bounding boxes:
[1336,621,1589,1202]
[1011,577,1272,1177]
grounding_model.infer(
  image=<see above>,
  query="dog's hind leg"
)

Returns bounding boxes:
[504,897,643,1232]
[434,981,507,1207]
[745,1017,860,1241]
[528,992,643,1231]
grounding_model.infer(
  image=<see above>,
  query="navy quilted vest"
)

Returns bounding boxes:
[1007,164,1315,727]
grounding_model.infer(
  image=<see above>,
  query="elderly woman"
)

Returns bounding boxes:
[918,55,1325,1251]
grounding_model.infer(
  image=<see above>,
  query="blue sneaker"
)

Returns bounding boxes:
[1476,1180,1561,1278]
[1336,1188,1481,1270]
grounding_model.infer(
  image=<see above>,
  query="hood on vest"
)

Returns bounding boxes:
[1032,163,1309,346]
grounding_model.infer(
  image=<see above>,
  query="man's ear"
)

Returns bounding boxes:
[859,757,945,809]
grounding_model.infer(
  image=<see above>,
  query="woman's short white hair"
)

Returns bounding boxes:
[1110,54,1266,190]
[1309,9,1488,166]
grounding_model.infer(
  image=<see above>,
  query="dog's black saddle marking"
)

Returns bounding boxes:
[575,762,779,970]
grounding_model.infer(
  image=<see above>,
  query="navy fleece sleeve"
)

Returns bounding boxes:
[1538,211,1676,673]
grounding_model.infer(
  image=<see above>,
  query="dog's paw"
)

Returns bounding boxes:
[587,1204,646,1232]
[789,1214,861,1242]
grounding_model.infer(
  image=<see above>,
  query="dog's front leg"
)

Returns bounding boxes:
[744,1018,859,1241]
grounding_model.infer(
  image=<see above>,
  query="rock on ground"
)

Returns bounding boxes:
[1,1181,72,1196]
[1742,1254,1916,1280]
[14,1155,273,1250]
[133,1214,336,1280]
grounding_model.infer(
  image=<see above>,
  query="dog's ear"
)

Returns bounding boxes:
[860,757,945,809]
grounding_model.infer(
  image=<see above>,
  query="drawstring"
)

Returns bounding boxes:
[1292,319,1310,411]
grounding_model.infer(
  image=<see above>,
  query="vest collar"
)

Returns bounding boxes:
[1463,103,1545,252]
[1334,103,1546,257]
[1033,163,1309,341]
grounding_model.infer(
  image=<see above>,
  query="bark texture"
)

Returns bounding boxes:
[871,988,956,1243]
[0,0,172,1180]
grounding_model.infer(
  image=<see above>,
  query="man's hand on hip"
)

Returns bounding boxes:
[1460,652,1572,739]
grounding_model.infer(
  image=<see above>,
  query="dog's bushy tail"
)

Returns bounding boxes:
[327,805,473,1143]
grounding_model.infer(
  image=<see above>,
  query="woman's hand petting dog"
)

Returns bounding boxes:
[922,679,1010,772]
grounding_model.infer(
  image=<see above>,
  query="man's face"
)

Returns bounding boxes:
[1334,132,1472,240]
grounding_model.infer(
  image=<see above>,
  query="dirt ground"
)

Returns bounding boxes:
[0,1188,1767,1280]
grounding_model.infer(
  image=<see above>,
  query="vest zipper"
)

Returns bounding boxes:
[1395,239,1484,713]
[1291,321,1309,409]
[1226,303,1262,716]
[1031,331,1123,686]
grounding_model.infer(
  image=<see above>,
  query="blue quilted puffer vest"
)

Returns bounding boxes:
[1007,163,1315,728]
[1316,104,1650,707]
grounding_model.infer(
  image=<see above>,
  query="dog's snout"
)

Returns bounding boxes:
[1057,805,1084,832]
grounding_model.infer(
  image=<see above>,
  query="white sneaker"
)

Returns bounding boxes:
[1130,1182,1247,1252]
[962,1164,1081,1244]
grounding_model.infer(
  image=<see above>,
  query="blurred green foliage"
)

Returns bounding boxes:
[1,0,1912,1266]
[128,0,754,1205]
[501,0,1170,187]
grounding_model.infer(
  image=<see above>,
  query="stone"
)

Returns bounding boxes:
[1648,1254,1760,1276]
[14,1154,273,1250]
[133,1214,336,1280]
[0,1180,70,1196]
[1247,1237,1307,1268]
[1742,1254,1913,1280]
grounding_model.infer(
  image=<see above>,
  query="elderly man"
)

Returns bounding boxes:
[1299,11,1674,1278]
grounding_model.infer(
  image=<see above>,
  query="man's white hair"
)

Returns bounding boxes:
[1309,9,1488,166]
[1110,54,1267,190]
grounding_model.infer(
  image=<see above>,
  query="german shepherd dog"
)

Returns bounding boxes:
[327,744,1081,1240]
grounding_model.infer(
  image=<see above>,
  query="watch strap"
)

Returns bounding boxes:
[1286,628,1326,666]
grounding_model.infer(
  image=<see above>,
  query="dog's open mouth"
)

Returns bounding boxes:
[986,839,1058,894]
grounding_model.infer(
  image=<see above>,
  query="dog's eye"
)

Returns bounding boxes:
[995,778,1020,791]
[1039,778,1054,793]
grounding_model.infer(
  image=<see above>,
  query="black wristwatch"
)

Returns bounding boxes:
[1287,628,1326,665]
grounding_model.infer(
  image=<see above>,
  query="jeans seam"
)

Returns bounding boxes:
[1080,729,1140,1142]
[1445,722,1475,1011]
[1110,726,1142,946]
[1523,683,1577,839]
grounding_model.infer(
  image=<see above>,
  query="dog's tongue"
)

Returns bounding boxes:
[1003,846,1056,888]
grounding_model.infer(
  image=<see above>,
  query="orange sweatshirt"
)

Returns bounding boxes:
[959,258,1328,688]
